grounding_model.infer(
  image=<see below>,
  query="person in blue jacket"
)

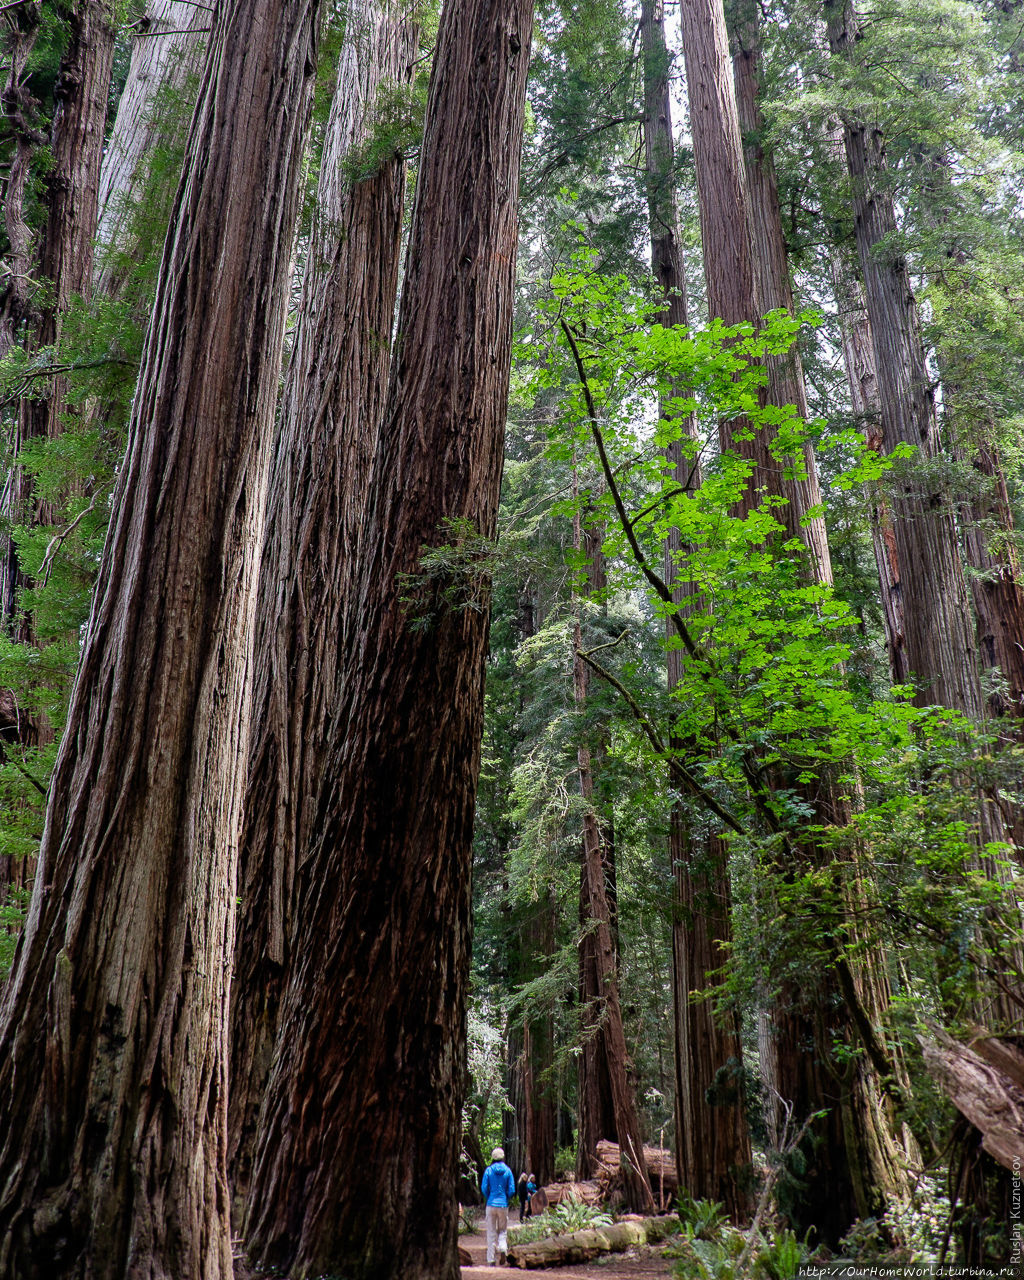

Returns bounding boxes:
[481,1146,516,1266]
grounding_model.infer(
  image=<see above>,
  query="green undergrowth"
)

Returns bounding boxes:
[508,1193,614,1246]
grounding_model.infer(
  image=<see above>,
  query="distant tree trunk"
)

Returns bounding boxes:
[228,0,415,1215]
[829,253,908,685]
[1,0,115,624]
[574,509,636,1180]
[0,1,321,1274]
[728,0,832,579]
[683,0,906,1240]
[825,0,1020,1027]
[507,595,558,1189]
[523,1012,558,1187]
[914,153,1024,729]
[94,0,207,298]
[510,970,557,1189]
[963,444,1024,722]
[0,6,43,365]
[642,0,752,1216]
[241,0,534,1273]
[572,504,655,1214]
[824,3,984,718]
[0,0,115,934]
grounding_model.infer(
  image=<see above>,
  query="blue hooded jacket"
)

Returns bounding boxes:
[481,1160,516,1208]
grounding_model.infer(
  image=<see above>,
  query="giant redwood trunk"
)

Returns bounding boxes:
[574,513,640,1188]
[507,869,558,1189]
[0,1,321,1274]
[830,251,908,685]
[241,0,534,1274]
[826,2,1022,1023]
[913,155,1024,731]
[507,597,558,1189]
[228,0,416,1212]
[642,0,752,1215]
[728,0,832,580]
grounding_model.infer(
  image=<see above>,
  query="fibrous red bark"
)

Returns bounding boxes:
[242,0,534,1273]
[228,0,416,1212]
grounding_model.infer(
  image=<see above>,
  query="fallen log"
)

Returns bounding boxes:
[508,1214,676,1269]
[537,1179,602,1208]
[594,1139,678,1200]
[968,1031,1024,1093]
[920,1026,1024,1171]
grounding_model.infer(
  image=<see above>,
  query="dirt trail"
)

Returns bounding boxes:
[459,1225,675,1278]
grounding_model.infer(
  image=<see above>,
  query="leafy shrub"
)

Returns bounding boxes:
[754,1228,809,1280]
[676,1194,728,1241]
[507,1191,613,1246]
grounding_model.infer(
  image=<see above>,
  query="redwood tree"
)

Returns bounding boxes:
[0,0,321,1272]
[242,0,535,1272]
[680,0,905,1239]
[228,0,416,1209]
[573,506,655,1213]
[642,0,752,1216]
[823,0,989,722]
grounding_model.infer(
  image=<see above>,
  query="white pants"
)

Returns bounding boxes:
[485,1205,509,1263]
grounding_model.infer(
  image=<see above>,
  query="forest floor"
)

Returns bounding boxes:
[459,1220,675,1277]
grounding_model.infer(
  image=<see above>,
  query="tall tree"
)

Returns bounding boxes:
[573,502,655,1212]
[681,0,910,1240]
[0,0,321,1272]
[0,0,116,627]
[823,3,1024,968]
[228,0,416,1211]
[242,0,535,1272]
[823,0,988,721]
[641,0,752,1215]
[829,247,908,686]
[727,0,832,579]
[0,0,116,1006]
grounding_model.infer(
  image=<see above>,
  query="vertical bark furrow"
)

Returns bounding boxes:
[228,0,416,1210]
[243,0,534,1274]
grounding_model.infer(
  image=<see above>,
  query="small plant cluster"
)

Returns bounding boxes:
[839,1175,951,1265]
[507,1190,613,1246]
[666,1195,811,1280]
